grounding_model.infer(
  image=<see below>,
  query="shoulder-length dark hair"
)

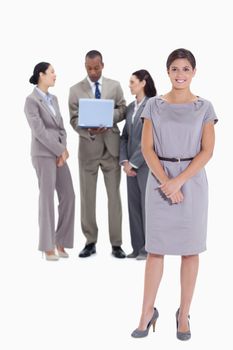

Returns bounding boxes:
[132,69,157,97]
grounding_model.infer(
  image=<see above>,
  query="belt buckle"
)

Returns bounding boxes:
[176,158,181,163]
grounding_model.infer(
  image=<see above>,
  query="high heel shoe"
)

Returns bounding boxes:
[131,307,159,338]
[176,308,191,341]
[57,250,69,258]
[56,246,69,258]
[56,249,69,258]
[43,252,59,261]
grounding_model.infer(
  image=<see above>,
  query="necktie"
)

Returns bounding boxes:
[95,82,101,99]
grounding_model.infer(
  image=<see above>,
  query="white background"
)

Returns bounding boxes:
[1,0,232,349]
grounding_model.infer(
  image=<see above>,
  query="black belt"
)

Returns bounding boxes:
[158,156,193,163]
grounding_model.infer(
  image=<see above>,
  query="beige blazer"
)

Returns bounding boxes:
[69,77,126,160]
[24,88,66,157]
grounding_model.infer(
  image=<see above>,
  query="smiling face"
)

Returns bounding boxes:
[39,65,56,87]
[168,58,196,90]
[129,75,146,96]
[85,56,104,82]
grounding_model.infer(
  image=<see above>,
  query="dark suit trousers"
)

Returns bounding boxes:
[127,163,149,254]
[79,148,122,246]
[32,157,75,251]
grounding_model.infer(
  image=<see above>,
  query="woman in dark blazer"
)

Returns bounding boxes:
[24,62,75,260]
[120,70,157,260]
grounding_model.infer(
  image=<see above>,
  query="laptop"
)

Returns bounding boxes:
[78,98,114,128]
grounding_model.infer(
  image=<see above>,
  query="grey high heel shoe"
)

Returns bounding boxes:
[131,308,159,338]
[176,308,191,341]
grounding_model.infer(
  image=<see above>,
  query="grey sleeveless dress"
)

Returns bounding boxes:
[142,96,218,255]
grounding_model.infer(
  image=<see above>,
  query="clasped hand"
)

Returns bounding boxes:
[159,178,184,204]
[56,149,69,167]
[88,127,108,135]
[123,161,137,177]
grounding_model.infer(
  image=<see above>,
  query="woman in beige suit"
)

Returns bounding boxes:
[24,62,75,260]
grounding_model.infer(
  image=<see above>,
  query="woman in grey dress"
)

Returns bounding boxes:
[131,49,218,340]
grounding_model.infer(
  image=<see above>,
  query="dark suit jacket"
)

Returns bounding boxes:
[120,97,149,168]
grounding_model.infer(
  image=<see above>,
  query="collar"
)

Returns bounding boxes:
[35,86,53,101]
[134,96,146,109]
[86,75,103,88]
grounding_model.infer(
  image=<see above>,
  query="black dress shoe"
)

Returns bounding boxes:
[79,243,96,258]
[112,246,126,259]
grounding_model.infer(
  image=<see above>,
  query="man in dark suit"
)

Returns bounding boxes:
[69,50,126,258]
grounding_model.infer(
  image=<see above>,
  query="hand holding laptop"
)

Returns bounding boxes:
[88,127,108,135]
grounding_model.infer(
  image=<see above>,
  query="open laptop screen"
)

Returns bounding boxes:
[78,98,114,128]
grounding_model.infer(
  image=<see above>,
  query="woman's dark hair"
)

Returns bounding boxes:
[166,48,196,70]
[29,62,50,85]
[132,69,157,97]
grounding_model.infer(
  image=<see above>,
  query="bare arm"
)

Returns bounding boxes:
[179,122,215,181]
[141,119,169,183]
[141,119,184,203]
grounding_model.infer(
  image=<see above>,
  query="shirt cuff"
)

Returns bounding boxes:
[120,159,128,166]
[129,161,138,169]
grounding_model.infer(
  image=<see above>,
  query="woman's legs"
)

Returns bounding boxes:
[137,253,164,330]
[127,175,144,255]
[32,157,57,252]
[55,163,75,250]
[178,254,199,331]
